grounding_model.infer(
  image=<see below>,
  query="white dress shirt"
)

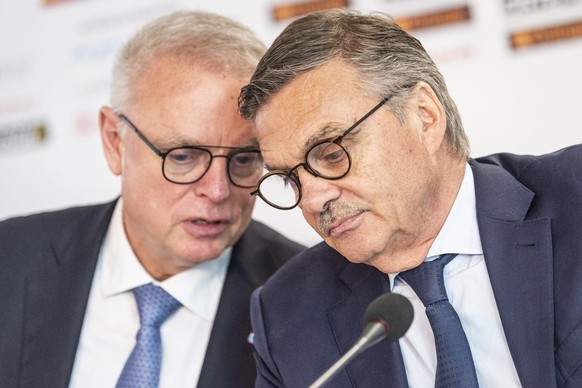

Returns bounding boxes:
[69,199,230,388]
[390,164,522,387]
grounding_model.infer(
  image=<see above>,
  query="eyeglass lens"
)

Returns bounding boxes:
[256,140,350,209]
[306,141,350,179]
[163,147,264,188]
[256,173,301,209]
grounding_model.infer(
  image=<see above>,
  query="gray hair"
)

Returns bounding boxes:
[110,10,266,113]
[239,9,469,159]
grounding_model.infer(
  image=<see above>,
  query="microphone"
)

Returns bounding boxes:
[308,293,414,388]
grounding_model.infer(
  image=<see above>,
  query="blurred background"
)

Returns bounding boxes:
[1,0,581,246]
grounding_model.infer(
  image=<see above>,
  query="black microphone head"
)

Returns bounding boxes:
[363,293,413,342]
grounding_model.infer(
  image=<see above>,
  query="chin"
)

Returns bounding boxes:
[181,242,228,263]
[326,239,367,264]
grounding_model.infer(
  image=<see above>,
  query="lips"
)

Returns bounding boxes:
[327,212,363,237]
[319,203,366,237]
[186,214,229,224]
[182,217,230,237]
[192,219,221,225]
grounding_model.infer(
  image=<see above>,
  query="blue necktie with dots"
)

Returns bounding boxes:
[116,284,181,388]
[399,254,479,387]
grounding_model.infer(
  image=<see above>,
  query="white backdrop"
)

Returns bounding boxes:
[1,0,581,247]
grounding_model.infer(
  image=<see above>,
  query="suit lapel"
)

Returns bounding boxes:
[198,221,279,388]
[327,263,409,387]
[197,245,255,387]
[472,161,555,387]
[20,202,115,387]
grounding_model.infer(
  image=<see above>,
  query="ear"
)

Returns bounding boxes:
[99,106,124,176]
[412,82,447,155]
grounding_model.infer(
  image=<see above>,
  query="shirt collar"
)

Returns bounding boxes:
[388,163,483,286]
[426,163,483,258]
[99,199,231,321]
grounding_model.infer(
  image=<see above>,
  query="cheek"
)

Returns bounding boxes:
[121,140,158,180]
[231,190,256,219]
[300,208,320,232]
[123,179,180,226]
[344,155,389,198]
[122,169,166,211]
[226,192,255,242]
[240,193,256,214]
[356,134,425,189]
[121,154,181,213]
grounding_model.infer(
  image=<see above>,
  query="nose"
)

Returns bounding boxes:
[296,168,341,214]
[193,155,231,202]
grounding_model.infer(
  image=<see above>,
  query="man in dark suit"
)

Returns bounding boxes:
[238,9,582,387]
[0,11,304,388]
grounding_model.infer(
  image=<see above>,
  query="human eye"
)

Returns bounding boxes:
[231,151,262,167]
[167,148,205,166]
[311,142,347,165]
[230,151,263,177]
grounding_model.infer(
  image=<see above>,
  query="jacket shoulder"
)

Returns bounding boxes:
[245,219,306,253]
[230,220,307,286]
[475,143,582,180]
[0,201,116,267]
[0,201,115,233]
[259,242,357,306]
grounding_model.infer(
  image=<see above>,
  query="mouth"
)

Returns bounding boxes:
[319,203,366,237]
[191,219,222,225]
[182,217,229,237]
[328,212,364,238]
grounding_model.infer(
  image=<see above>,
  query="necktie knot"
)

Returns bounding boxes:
[399,253,457,307]
[133,283,181,328]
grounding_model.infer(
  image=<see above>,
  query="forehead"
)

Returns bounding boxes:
[254,60,373,162]
[129,55,256,147]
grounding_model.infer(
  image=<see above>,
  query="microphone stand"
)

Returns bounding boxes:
[308,322,386,388]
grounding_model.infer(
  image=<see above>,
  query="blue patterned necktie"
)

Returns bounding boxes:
[116,284,181,388]
[399,254,479,387]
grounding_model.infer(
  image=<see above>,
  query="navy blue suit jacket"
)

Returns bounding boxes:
[250,144,582,387]
[0,200,305,388]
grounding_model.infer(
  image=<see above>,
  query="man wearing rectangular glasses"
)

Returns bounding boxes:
[0,10,304,388]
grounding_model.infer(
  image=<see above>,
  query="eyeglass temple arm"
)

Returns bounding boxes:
[118,114,164,157]
[336,97,390,143]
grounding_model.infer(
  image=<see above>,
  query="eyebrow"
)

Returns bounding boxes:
[158,135,259,150]
[264,124,345,172]
[155,135,193,149]
[304,123,345,150]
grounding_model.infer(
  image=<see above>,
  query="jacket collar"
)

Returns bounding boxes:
[325,263,409,386]
[21,201,116,387]
[470,160,555,387]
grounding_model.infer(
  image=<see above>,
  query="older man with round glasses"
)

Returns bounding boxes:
[239,8,582,388]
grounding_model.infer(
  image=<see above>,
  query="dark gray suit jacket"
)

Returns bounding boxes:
[0,200,305,388]
[250,144,582,387]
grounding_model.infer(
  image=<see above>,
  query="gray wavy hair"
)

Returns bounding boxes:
[239,9,469,159]
[110,10,266,113]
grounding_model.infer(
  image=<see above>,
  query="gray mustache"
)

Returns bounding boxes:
[318,202,365,236]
